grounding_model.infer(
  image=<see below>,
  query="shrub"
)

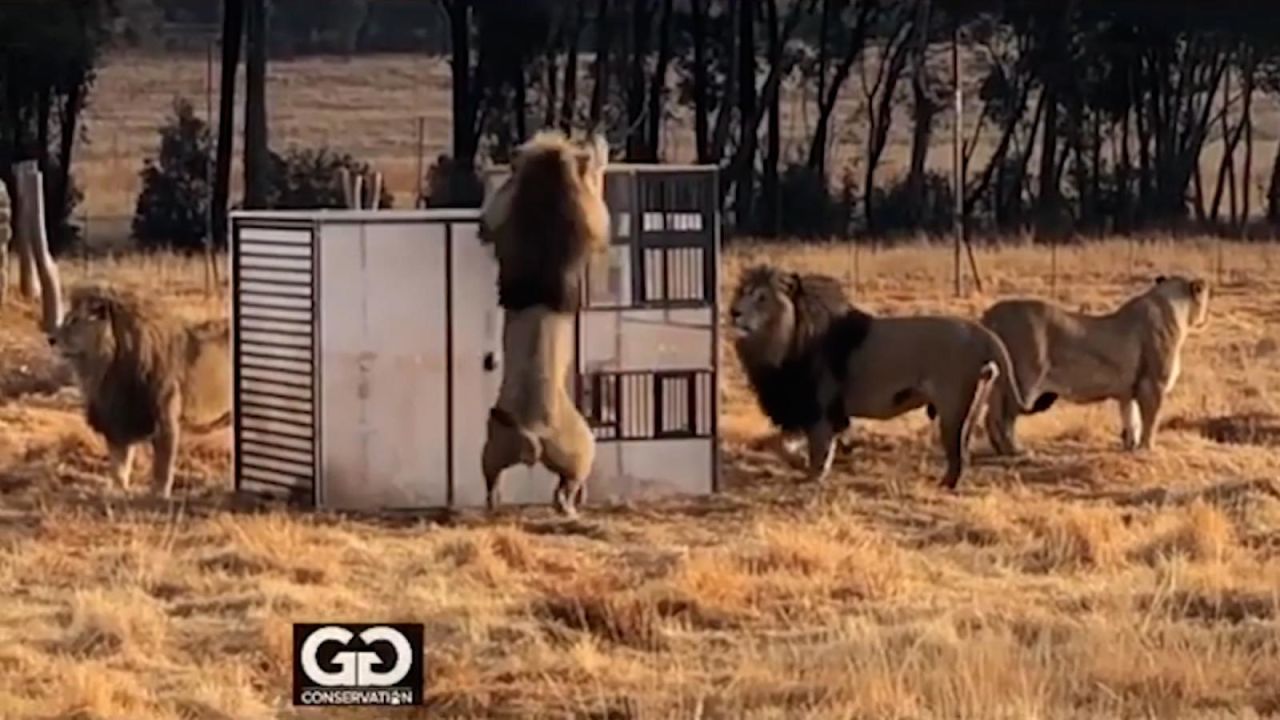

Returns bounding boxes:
[772,163,846,238]
[265,147,393,210]
[422,153,484,209]
[133,99,392,250]
[131,97,212,252]
[867,171,956,236]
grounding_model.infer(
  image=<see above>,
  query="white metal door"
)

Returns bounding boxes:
[318,222,450,510]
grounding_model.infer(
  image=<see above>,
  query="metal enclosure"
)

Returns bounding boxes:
[229,165,720,512]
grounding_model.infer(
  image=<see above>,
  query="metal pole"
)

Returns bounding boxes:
[205,37,215,296]
[415,116,426,208]
[952,20,962,298]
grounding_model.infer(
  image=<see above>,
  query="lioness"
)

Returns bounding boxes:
[980,274,1211,455]
[730,266,1037,489]
[48,284,232,498]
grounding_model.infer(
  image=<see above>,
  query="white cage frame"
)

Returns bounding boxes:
[229,165,721,511]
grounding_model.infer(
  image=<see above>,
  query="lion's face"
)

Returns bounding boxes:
[49,292,115,366]
[729,269,793,340]
[1154,274,1211,329]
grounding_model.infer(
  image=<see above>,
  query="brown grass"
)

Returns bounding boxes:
[2,239,1280,718]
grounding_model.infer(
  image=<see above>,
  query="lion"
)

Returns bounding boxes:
[480,129,611,314]
[478,129,611,516]
[978,274,1211,456]
[47,284,232,498]
[729,265,1037,489]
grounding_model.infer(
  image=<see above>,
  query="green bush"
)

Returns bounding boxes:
[772,163,846,238]
[421,153,484,209]
[868,172,956,236]
[265,147,393,210]
[131,97,212,251]
[133,98,393,251]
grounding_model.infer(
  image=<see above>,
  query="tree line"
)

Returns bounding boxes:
[436,0,1280,241]
[5,1,1280,255]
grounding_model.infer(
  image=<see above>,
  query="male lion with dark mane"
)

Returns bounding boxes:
[478,129,610,516]
[978,274,1211,456]
[730,265,1038,489]
[48,284,231,498]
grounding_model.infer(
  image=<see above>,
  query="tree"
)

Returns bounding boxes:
[0,0,111,255]
[243,0,270,209]
[212,0,243,247]
[133,98,213,251]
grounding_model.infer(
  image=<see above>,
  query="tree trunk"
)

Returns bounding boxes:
[646,0,674,160]
[690,0,709,162]
[588,0,612,130]
[243,0,270,209]
[625,0,650,160]
[1117,108,1132,233]
[863,16,914,234]
[1241,53,1254,235]
[906,0,934,216]
[559,0,585,131]
[36,88,51,175]
[762,0,780,236]
[543,26,561,129]
[708,0,737,164]
[513,63,528,143]
[1090,109,1102,233]
[213,0,244,248]
[50,70,85,255]
[734,0,758,232]
[806,2,875,175]
[1036,84,1061,240]
[1210,63,1235,225]
[446,0,478,166]
[1268,137,1280,225]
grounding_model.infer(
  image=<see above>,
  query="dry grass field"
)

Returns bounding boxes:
[1,239,1278,719]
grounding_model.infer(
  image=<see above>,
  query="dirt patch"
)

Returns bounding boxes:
[1168,413,1280,447]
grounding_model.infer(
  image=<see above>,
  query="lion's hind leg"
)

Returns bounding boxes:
[982,380,1025,457]
[542,407,596,518]
[1118,397,1142,451]
[938,361,998,490]
[483,407,540,512]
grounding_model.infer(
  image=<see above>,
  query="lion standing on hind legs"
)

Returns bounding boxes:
[479,129,611,517]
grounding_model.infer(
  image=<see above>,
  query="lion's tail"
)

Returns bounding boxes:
[489,407,542,464]
[983,330,1035,413]
[186,411,232,435]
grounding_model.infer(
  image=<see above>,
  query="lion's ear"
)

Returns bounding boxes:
[1154,275,1167,285]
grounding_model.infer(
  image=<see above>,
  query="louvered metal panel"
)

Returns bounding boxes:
[231,222,318,502]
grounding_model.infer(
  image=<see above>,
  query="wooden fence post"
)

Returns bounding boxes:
[0,177,10,304]
[367,172,383,210]
[14,161,65,333]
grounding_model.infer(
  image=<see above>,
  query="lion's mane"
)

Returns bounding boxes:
[64,284,229,447]
[732,266,872,433]
[487,129,610,314]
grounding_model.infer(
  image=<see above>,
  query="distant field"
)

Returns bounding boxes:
[76,50,1280,248]
[1,239,1278,717]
